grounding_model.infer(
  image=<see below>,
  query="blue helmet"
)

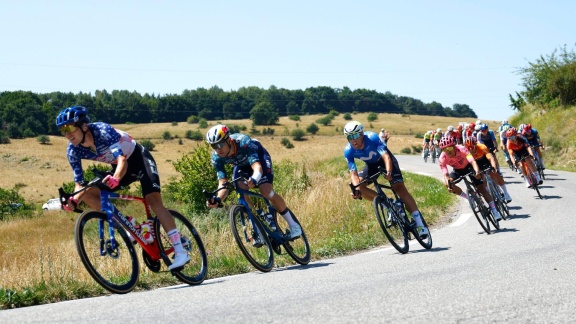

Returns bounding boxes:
[479,123,488,131]
[56,106,90,127]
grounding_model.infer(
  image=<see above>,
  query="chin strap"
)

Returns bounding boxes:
[79,124,88,145]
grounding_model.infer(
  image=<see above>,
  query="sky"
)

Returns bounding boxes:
[1,0,574,122]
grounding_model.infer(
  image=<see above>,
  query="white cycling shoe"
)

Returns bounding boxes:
[168,252,190,270]
[289,224,302,239]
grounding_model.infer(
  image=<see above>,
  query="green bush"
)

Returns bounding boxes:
[0,130,10,144]
[162,131,172,140]
[343,113,352,120]
[185,130,203,140]
[400,147,411,154]
[411,145,422,153]
[316,115,334,126]
[140,139,155,151]
[187,115,200,124]
[288,115,300,121]
[281,137,294,148]
[37,135,50,144]
[367,112,378,122]
[291,128,306,141]
[306,123,319,135]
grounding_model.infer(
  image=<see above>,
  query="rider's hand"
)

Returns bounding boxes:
[351,189,362,200]
[246,177,257,188]
[63,197,78,212]
[385,172,392,181]
[474,171,482,179]
[206,196,221,208]
[103,175,120,189]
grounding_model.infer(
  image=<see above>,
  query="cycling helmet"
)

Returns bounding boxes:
[474,124,481,131]
[523,123,532,133]
[464,136,477,149]
[426,130,433,135]
[439,136,456,149]
[476,120,482,125]
[206,124,230,144]
[502,119,509,125]
[501,124,510,132]
[436,128,442,133]
[518,124,525,132]
[343,121,364,136]
[55,106,90,127]
[506,127,517,138]
[469,123,475,130]
[457,124,463,130]
[479,123,488,131]
[447,125,454,132]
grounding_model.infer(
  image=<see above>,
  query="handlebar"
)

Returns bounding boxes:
[58,168,112,213]
[349,166,389,198]
[202,171,255,207]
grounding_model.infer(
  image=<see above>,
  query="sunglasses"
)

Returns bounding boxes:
[210,142,227,150]
[508,135,517,141]
[60,124,77,135]
[442,146,455,153]
[347,133,361,141]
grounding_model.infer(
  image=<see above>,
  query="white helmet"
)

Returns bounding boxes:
[501,119,509,125]
[476,120,482,125]
[206,124,230,144]
[343,121,364,136]
[447,125,454,131]
[474,124,481,131]
[436,128,442,133]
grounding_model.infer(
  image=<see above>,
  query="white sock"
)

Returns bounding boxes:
[281,210,298,227]
[167,229,186,254]
[411,211,424,227]
[500,184,510,196]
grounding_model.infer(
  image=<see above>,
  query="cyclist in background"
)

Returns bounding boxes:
[438,136,503,221]
[463,123,475,142]
[464,137,512,203]
[56,106,190,270]
[521,124,546,169]
[205,125,302,239]
[476,123,500,171]
[344,121,429,238]
[455,124,464,144]
[506,127,542,188]
[422,130,433,157]
[433,128,443,157]
[498,123,515,171]
[445,125,457,141]
[379,128,390,145]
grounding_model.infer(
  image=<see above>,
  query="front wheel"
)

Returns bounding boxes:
[156,210,208,285]
[230,205,274,272]
[75,211,139,294]
[373,196,409,254]
[413,216,433,250]
[467,191,491,234]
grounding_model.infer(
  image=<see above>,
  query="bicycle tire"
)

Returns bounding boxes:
[423,149,428,163]
[156,210,208,285]
[277,213,311,265]
[373,196,409,254]
[467,191,491,234]
[75,211,139,294]
[413,215,433,250]
[229,205,274,272]
[487,179,508,221]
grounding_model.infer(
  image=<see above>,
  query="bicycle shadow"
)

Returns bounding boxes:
[273,261,333,272]
[505,213,530,220]
[406,246,450,254]
[490,227,519,234]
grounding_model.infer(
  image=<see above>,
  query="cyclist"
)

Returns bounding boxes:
[498,123,515,171]
[445,125,457,141]
[344,121,430,238]
[422,130,433,157]
[476,123,500,171]
[463,122,475,142]
[521,124,546,169]
[506,127,542,188]
[379,128,390,144]
[438,136,503,221]
[56,106,190,270]
[464,137,512,203]
[455,124,464,144]
[205,124,302,239]
[433,128,443,157]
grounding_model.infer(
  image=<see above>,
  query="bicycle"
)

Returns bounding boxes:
[531,144,546,181]
[203,173,310,272]
[59,169,208,294]
[450,170,500,234]
[422,145,430,163]
[350,167,433,254]
[517,154,543,199]
[480,167,510,221]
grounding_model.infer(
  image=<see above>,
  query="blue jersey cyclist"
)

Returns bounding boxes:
[205,125,302,239]
[521,123,546,169]
[56,106,190,270]
[343,121,429,238]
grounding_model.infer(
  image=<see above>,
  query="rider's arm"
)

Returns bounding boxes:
[382,151,393,180]
[247,162,263,188]
[112,155,128,181]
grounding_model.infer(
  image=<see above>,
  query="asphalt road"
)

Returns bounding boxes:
[2,155,575,323]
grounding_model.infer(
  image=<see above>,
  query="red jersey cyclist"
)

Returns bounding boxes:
[464,137,512,203]
[506,127,542,188]
[521,124,546,170]
[438,136,503,221]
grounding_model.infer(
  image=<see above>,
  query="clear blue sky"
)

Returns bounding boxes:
[1,0,573,122]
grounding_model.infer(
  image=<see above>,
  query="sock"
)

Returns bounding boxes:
[280,209,298,227]
[411,211,424,227]
[167,229,186,254]
[500,184,510,197]
[459,192,468,199]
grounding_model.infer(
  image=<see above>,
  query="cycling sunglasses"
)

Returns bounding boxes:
[210,142,227,149]
[60,124,78,135]
[347,133,361,141]
[508,135,517,141]
[442,146,455,153]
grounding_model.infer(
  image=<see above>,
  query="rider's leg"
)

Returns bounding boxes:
[392,182,426,229]
[491,171,511,201]
[259,183,297,227]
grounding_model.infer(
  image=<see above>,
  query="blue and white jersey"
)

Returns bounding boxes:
[343,131,393,172]
[66,122,136,183]
[210,133,266,180]
[477,130,497,150]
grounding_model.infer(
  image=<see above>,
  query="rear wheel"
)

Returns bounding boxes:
[229,205,274,272]
[423,148,429,163]
[487,179,508,221]
[75,211,139,294]
[374,196,409,254]
[276,213,310,265]
[413,216,433,249]
[467,190,491,234]
[156,210,208,285]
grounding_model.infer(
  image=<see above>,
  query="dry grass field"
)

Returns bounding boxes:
[1,112,497,204]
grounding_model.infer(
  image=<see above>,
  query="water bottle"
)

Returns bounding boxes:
[395,200,406,218]
[127,216,141,231]
[140,220,155,243]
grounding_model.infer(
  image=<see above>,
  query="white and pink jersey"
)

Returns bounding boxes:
[438,145,475,175]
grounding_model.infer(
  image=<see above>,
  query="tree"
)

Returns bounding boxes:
[306,123,319,134]
[250,101,279,125]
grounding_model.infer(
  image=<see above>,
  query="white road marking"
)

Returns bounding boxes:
[450,213,472,227]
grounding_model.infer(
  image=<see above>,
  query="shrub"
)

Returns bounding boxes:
[185,130,203,140]
[37,135,50,145]
[411,145,422,153]
[162,131,172,140]
[291,128,306,141]
[367,112,378,122]
[400,147,411,154]
[281,138,294,148]
[187,115,200,124]
[316,115,333,126]
[306,123,319,135]
[343,113,352,120]
[288,115,300,121]
[171,121,178,126]
[0,131,9,144]
[140,139,155,151]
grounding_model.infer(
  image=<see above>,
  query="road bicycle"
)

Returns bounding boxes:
[531,144,546,181]
[203,174,310,272]
[517,154,543,199]
[59,169,208,294]
[350,167,433,254]
[422,146,430,163]
[480,167,510,221]
[450,170,500,234]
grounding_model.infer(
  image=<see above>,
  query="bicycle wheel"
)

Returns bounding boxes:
[229,205,274,272]
[276,213,311,265]
[467,191,491,234]
[487,179,508,221]
[530,174,543,199]
[156,210,208,285]
[423,149,428,163]
[373,196,409,254]
[487,208,500,230]
[412,215,433,250]
[75,211,139,294]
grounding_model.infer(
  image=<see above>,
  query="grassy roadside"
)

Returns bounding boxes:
[0,157,455,309]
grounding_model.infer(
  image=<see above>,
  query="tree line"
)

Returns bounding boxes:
[0,85,477,140]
